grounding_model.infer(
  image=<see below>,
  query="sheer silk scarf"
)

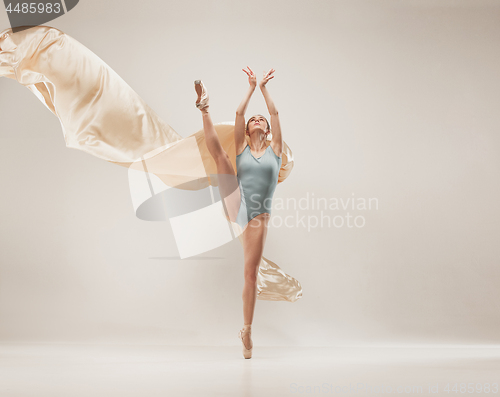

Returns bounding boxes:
[0,25,302,302]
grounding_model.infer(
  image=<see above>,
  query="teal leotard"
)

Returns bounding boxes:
[235,143,282,228]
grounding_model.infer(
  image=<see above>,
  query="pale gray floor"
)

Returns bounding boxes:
[1,344,499,396]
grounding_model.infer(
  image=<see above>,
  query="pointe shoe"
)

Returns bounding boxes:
[238,324,253,359]
[194,80,209,110]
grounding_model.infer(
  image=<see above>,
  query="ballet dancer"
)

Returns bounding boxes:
[194,66,283,359]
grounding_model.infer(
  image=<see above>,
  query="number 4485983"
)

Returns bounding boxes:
[5,2,62,14]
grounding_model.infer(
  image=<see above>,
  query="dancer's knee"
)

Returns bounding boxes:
[215,151,230,165]
[243,265,259,285]
[244,270,257,284]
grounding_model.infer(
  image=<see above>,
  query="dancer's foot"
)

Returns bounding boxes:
[238,324,253,359]
[194,80,209,111]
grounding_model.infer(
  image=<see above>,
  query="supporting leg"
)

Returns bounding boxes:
[240,213,270,349]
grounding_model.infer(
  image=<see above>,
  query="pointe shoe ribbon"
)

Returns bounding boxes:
[238,324,253,359]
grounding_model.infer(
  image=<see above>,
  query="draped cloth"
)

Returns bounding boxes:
[0,25,302,302]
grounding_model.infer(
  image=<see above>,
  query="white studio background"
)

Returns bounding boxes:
[0,0,499,346]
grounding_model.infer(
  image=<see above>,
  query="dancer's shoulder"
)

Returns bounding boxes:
[236,143,248,157]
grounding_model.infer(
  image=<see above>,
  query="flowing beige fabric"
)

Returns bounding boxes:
[0,25,302,303]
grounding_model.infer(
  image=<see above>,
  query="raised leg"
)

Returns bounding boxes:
[195,83,240,222]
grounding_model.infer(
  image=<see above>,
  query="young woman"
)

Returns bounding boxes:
[194,67,283,359]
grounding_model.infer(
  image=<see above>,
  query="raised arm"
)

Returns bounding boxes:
[259,69,282,158]
[235,67,256,155]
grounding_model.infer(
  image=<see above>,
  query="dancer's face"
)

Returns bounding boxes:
[246,115,270,136]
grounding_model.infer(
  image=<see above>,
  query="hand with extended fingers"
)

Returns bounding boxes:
[259,68,275,89]
[242,66,257,88]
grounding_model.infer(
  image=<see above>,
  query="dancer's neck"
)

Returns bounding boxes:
[249,133,267,152]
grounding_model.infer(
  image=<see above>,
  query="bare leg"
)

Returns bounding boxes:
[240,213,270,349]
[198,107,241,222]
[195,83,264,352]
